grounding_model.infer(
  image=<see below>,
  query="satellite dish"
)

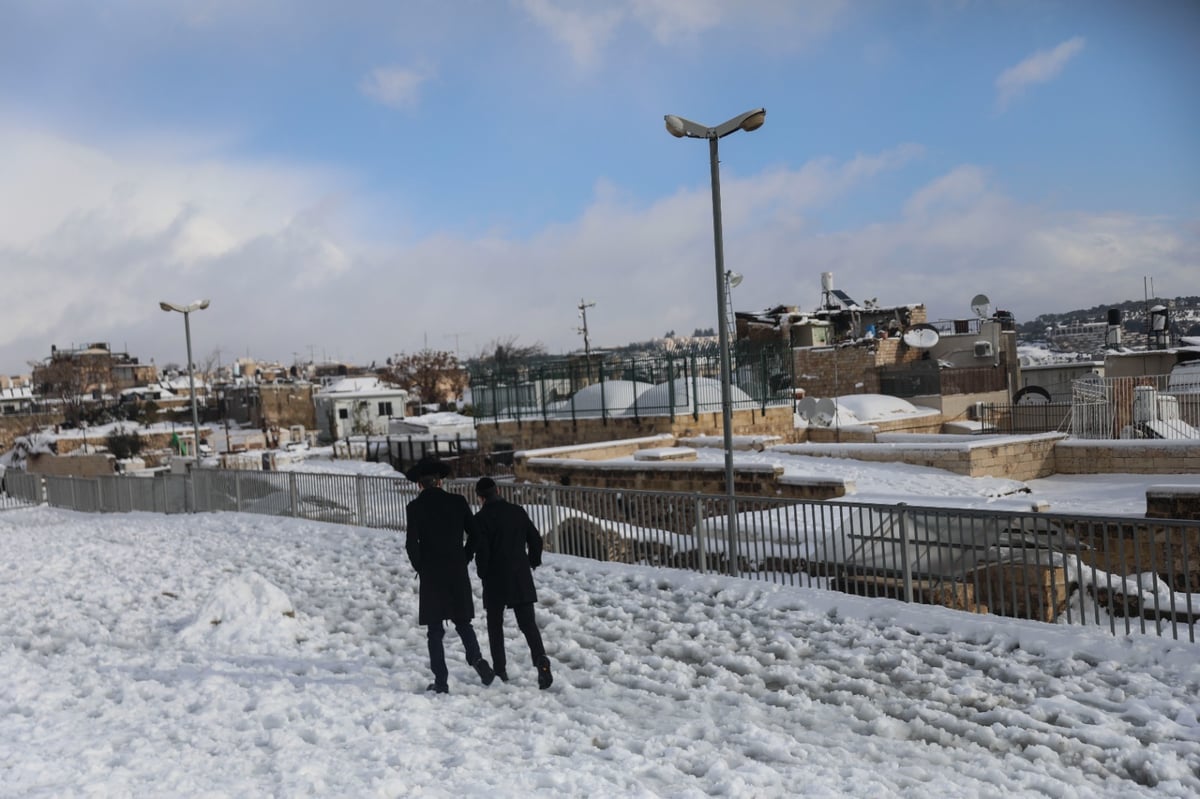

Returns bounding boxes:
[971,294,992,319]
[814,398,837,426]
[902,324,940,349]
[726,270,743,289]
[798,396,817,421]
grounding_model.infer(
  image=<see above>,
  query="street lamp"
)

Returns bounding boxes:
[159,299,210,469]
[664,107,765,577]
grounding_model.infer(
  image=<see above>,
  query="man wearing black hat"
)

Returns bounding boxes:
[404,457,495,693]
[473,477,553,689]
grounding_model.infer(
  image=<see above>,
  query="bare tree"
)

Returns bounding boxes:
[32,357,103,426]
[473,335,548,371]
[378,349,468,410]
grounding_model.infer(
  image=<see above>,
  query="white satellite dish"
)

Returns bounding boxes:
[726,270,743,288]
[798,396,817,421]
[970,293,992,319]
[814,398,837,426]
[902,324,940,349]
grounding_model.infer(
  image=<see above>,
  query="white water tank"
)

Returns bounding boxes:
[1133,385,1158,424]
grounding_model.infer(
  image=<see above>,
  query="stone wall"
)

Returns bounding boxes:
[0,412,65,453]
[477,406,797,455]
[1146,485,1200,521]
[1055,440,1200,474]
[258,384,318,429]
[1065,518,1200,593]
[791,346,882,398]
[774,433,1064,481]
[27,452,117,477]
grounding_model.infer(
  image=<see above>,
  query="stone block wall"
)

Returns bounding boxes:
[258,384,318,429]
[27,452,117,477]
[1146,486,1200,521]
[776,433,1063,481]
[792,346,880,399]
[477,406,797,455]
[1065,518,1200,593]
[1055,441,1200,474]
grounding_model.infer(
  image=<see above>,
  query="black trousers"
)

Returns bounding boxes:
[426,618,483,686]
[486,602,546,673]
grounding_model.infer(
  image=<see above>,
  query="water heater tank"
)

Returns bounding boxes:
[821,272,834,292]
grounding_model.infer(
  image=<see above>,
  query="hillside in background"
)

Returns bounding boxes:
[1016,295,1200,341]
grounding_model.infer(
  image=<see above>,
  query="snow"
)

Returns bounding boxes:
[2,506,1198,797]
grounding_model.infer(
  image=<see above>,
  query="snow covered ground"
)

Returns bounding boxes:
[2,507,1198,798]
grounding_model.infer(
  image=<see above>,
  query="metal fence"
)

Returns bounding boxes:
[978,402,1074,434]
[468,344,795,423]
[1072,373,1200,440]
[5,467,1197,642]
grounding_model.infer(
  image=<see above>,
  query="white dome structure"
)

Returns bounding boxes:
[544,380,654,418]
[634,377,755,415]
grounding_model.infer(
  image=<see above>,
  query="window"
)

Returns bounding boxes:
[338,408,349,419]
[378,401,393,417]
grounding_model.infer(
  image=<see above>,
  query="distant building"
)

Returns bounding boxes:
[314,376,409,440]
[32,342,157,398]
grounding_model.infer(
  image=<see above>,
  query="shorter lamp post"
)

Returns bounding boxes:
[159,299,210,470]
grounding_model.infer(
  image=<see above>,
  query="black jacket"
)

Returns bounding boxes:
[405,487,477,625]
[473,496,543,610]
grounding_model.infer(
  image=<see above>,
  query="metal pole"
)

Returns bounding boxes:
[184,310,201,470]
[708,134,739,576]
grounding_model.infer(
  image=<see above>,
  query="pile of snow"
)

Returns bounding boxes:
[833,394,937,422]
[177,571,305,653]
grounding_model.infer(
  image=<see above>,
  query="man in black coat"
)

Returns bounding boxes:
[404,458,495,694]
[473,477,553,689]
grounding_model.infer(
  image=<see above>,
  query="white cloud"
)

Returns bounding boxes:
[521,0,848,68]
[0,122,1195,377]
[360,65,433,110]
[518,0,623,70]
[995,36,1086,111]
[903,165,988,218]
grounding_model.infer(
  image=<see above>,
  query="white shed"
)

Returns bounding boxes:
[314,377,409,440]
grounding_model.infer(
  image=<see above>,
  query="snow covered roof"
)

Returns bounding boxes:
[316,377,408,398]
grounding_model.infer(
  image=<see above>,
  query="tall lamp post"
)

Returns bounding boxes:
[159,299,210,470]
[665,107,765,577]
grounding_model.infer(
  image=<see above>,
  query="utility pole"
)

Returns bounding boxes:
[577,299,596,371]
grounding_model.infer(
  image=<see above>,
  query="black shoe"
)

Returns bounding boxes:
[536,656,553,690]
[473,658,496,686]
[427,682,449,694]
[494,668,509,682]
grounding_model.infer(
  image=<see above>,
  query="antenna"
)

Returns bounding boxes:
[970,293,992,319]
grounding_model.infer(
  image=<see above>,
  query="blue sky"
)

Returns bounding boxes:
[1,0,1197,375]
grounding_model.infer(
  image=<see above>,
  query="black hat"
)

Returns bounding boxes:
[475,477,497,496]
[405,457,451,483]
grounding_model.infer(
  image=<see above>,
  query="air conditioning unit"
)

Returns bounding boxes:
[973,341,994,358]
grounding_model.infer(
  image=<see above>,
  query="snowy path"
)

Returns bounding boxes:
[1,507,1198,797]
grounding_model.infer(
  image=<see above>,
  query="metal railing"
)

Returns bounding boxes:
[469,344,795,423]
[978,402,1073,434]
[5,468,1197,642]
[1072,374,1200,440]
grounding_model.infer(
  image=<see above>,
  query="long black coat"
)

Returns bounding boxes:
[405,487,477,625]
[473,496,543,610]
